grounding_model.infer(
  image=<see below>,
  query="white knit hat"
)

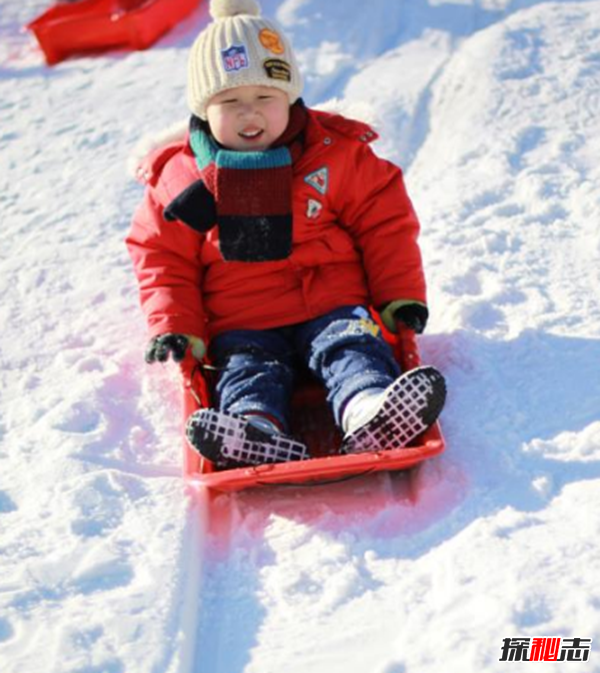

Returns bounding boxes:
[187,0,303,120]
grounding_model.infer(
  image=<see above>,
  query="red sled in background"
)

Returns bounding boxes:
[27,0,200,66]
[181,321,446,493]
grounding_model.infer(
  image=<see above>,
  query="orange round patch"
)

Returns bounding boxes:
[259,28,285,55]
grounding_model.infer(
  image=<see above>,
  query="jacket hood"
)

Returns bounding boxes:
[128,119,189,183]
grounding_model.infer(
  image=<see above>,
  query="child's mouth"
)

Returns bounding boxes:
[239,128,265,141]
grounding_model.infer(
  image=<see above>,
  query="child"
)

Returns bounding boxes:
[127,0,446,469]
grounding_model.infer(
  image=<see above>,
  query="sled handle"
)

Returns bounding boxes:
[395,324,422,372]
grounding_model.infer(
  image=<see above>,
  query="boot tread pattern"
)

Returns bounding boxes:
[187,409,309,468]
[342,366,446,454]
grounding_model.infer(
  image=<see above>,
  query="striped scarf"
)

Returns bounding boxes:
[164,102,307,262]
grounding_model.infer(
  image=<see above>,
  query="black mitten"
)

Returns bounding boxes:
[393,303,429,334]
[145,334,190,364]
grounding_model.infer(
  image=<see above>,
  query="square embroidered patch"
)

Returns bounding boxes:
[221,44,250,72]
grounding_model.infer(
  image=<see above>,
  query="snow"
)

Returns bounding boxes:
[1,0,600,671]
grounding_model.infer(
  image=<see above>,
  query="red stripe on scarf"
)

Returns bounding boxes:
[216,166,293,216]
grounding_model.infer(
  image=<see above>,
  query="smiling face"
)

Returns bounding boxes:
[206,85,290,151]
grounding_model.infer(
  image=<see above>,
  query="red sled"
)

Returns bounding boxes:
[27,0,200,66]
[181,322,446,493]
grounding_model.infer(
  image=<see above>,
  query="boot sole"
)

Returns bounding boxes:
[186,409,309,468]
[342,366,446,454]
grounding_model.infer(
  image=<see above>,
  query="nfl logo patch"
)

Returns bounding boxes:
[221,45,250,72]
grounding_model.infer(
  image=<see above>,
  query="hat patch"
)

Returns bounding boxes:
[304,167,329,195]
[259,28,285,55]
[221,44,250,72]
[263,58,292,82]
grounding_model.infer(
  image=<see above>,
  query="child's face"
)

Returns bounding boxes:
[206,85,290,152]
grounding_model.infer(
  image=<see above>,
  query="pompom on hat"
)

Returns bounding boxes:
[187,0,303,120]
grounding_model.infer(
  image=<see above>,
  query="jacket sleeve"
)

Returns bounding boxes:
[126,186,207,340]
[338,142,427,307]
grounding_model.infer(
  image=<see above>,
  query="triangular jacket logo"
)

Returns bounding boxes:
[304,167,329,195]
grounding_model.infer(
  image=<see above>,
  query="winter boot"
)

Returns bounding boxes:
[341,366,446,454]
[186,409,309,469]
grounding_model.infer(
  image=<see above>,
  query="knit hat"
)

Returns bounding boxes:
[187,0,303,120]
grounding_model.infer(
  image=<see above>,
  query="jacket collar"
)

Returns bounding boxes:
[305,108,379,147]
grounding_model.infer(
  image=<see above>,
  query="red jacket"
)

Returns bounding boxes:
[126,109,426,340]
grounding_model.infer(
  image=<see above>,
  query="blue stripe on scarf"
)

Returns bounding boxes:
[216,146,291,169]
[190,127,291,171]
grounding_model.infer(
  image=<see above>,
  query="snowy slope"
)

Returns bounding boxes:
[1,1,600,672]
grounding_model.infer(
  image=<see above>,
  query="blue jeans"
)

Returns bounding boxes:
[209,305,401,432]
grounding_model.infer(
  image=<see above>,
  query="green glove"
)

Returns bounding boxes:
[380,300,428,334]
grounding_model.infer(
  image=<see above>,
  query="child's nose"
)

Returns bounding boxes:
[239,102,256,117]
